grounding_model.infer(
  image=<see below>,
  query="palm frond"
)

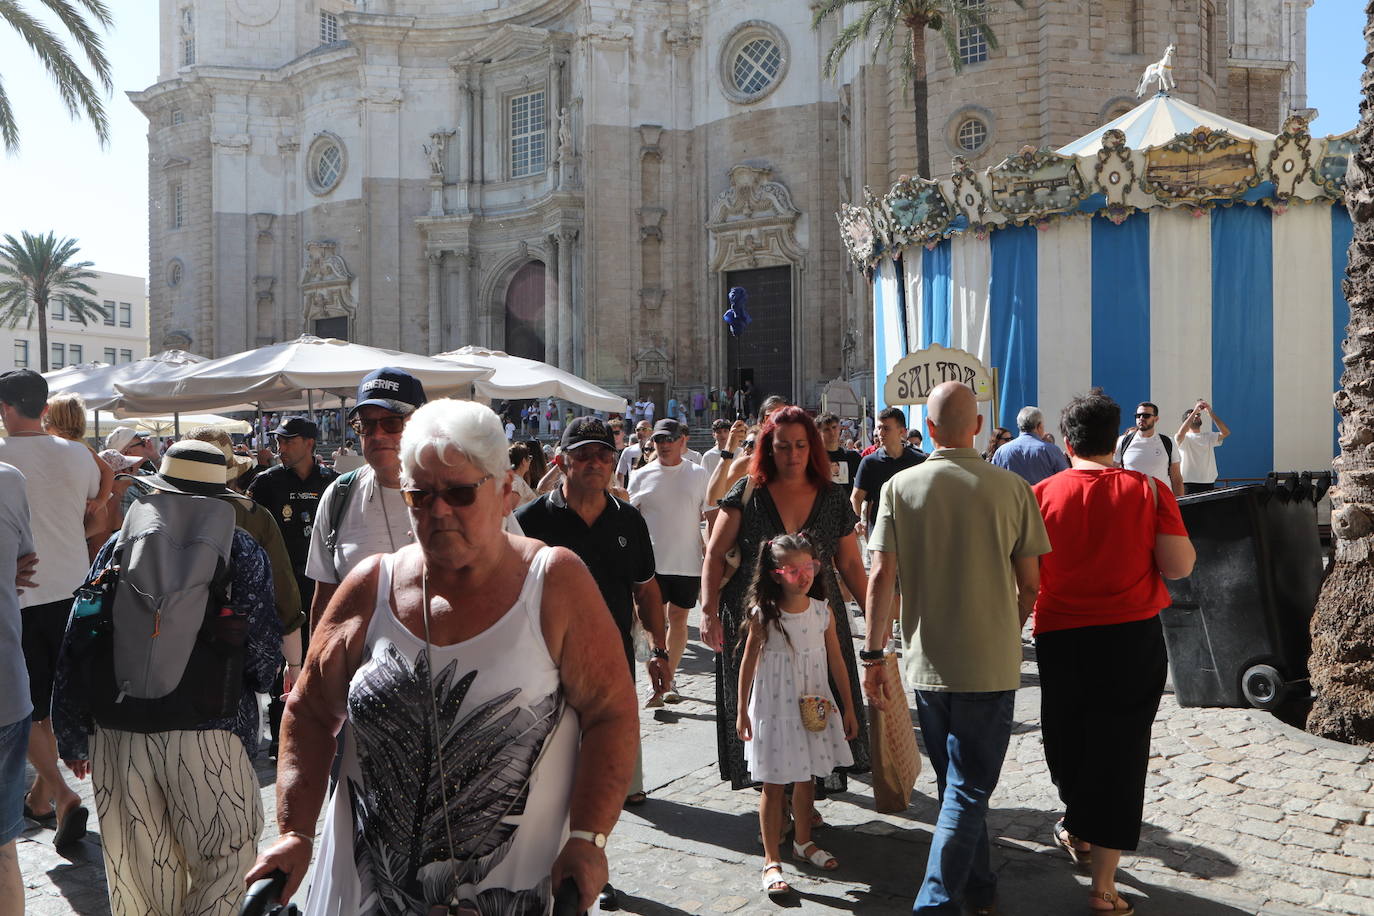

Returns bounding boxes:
[0,75,17,153]
[36,0,113,92]
[0,0,112,151]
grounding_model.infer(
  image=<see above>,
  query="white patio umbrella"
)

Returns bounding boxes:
[44,350,210,411]
[434,346,627,413]
[131,414,252,437]
[114,335,492,415]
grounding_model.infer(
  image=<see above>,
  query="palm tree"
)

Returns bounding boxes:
[0,231,104,372]
[1,0,114,153]
[1308,3,1374,746]
[813,0,1023,180]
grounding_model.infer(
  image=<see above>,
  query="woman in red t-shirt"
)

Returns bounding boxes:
[1031,389,1195,916]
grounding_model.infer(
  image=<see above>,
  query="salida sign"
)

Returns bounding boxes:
[883,343,994,405]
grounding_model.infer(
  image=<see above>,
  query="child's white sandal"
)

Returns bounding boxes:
[792,839,838,870]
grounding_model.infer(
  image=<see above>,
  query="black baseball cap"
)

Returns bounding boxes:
[652,418,686,441]
[272,416,320,439]
[349,367,427,418]
[561,416,617,452]
[0,369,47,417]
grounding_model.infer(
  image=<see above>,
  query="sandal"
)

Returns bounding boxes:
[53,804,88,850]
[762,862,790,899]
[1089,890,1134,915]
[1053,818,1092,867]
[792,839,838,870]
[23,798,57,826]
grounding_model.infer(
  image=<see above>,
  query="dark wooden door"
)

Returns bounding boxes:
[725,266,792,407]
[504,261,546,360]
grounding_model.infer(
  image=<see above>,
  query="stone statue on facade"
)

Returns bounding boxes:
[423,130,451,178]
[557,107,574,160]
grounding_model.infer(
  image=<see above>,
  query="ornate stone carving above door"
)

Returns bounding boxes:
[300,241,356,323]
[706,164,805,272]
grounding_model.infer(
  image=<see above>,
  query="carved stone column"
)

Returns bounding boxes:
[454,252,472,346]
[557,229,576,369]
[428,251,444,353]
[543,234,559,364]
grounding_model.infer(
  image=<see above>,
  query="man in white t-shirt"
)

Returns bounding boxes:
[1175,399,1231,494]
[627,418,710,706]
[0,369,100,841]
[306,367,426,629]
[699,418,732,477]
[615,419,653,487]
[1115,401,1183,496]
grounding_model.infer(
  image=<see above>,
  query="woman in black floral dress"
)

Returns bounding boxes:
[701,407,871,791]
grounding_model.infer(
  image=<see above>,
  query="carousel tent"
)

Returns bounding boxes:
[1056,93,1275,157]
[845,92,1353,482]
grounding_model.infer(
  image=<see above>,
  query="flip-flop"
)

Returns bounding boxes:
[23,801,57,826]
[54,805,88,849]
[1053,818,1092,867]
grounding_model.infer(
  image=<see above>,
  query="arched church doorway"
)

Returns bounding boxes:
[504,261,546,360]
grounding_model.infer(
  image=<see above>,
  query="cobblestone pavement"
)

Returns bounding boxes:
[18,611,1373,915]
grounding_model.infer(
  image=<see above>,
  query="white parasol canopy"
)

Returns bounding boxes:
[1057,93,1276,157]
[114,335,492,414]
[43,351,210,412]
[434,346,627,413]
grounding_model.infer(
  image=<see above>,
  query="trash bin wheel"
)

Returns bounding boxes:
[1241,663,1286,710]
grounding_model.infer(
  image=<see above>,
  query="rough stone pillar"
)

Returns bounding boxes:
[427,251,444,354]
[558,229,576,369]
[544,235,559,364]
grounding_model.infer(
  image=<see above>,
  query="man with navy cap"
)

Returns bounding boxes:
[306,368,427,629]
[249,417,337,751]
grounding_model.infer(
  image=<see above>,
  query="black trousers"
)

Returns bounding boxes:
[1035,615,1167,851]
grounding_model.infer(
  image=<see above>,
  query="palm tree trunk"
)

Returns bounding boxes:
[909,18,931,180]
[1307,1,1374,745]
[36,294,49,373]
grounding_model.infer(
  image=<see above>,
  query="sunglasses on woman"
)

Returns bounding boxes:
[774,559,821,580]
[401,475,494,510]
[350,415,406,436]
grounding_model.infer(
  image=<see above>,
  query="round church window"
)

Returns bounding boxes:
[957,118,988,153]
[306,132,346,196]
[719,21,790,105]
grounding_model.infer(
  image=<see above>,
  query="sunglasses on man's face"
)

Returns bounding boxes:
[401,475,494,510]
[351,415,406,436]
[1135,412,1155,419]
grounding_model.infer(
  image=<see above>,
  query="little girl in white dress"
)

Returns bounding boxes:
[736,534,857,899]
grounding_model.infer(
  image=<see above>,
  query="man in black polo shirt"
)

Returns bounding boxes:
[852,406,926,537]
[517,416,667,911]
[248,416,338,754]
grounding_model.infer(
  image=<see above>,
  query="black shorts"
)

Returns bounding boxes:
[657,574,701,609]
[21,599,71,720]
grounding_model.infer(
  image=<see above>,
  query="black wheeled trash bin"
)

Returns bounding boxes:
[1159,473,1329,710]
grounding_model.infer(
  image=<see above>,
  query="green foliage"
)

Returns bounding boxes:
[813,0,1018,83]
[0,230,103,371]
[0,0,115,153]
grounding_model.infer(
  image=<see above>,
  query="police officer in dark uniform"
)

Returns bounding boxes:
[247,416,338,754]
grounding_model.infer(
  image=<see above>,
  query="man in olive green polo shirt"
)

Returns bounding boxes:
[863,381,1050,916]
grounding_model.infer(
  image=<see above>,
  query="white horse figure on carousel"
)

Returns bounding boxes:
[1136,44,1176,96]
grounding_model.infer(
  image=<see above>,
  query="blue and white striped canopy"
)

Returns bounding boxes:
[873,202,1350,481]
[1057,93,1277,157]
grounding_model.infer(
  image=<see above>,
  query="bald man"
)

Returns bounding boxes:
[862,382,1051,915]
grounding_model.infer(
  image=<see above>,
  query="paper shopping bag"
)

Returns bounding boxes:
[867,653,920,813]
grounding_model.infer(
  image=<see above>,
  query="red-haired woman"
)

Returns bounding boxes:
[701,406,870,792]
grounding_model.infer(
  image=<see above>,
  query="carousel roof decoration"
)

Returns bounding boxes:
[838,51,1352,271]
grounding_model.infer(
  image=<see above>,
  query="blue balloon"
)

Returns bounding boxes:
[723,286,752,337]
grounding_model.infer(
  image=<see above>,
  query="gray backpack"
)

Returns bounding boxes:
[72,492,245,732]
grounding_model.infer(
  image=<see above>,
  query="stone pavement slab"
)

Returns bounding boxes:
[18,614,1373,915]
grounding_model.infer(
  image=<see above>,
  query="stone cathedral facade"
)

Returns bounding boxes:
[135,0,1309,407]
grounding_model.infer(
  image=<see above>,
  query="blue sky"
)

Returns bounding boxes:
[0,2,1366,279]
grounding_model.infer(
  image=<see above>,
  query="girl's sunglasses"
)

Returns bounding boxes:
[401,475,493,510]
[774,560,821,580]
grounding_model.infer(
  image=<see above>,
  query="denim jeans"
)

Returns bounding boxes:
[912,689,1016,914]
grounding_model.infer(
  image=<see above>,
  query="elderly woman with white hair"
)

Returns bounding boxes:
[246,399,638,915]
